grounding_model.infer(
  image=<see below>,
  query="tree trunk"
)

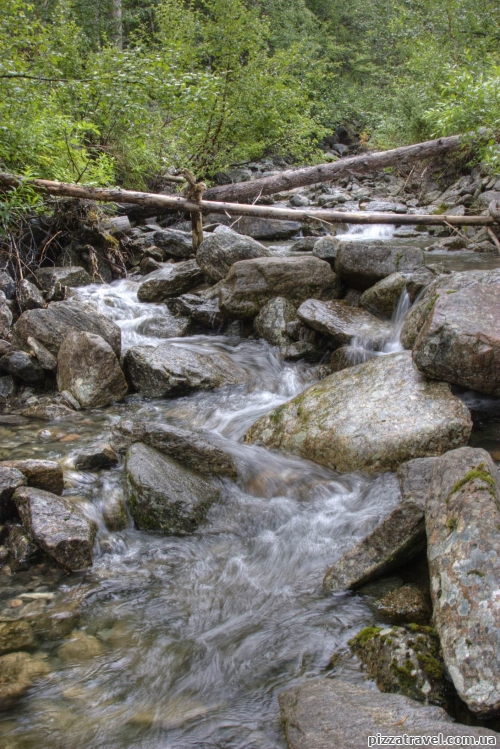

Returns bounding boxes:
[203,135,463,203]
[112,0,123,50]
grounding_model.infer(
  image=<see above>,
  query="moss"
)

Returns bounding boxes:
[467,569,485,578]
[270,404,285,424]
[447,465,497,502]
[445,289,458,294]
[348,626,382,649]
[392,659,419,693]
[417,652,444,680]
[446,516,458,533]
[424,293,439,314]
[407,623,437,636]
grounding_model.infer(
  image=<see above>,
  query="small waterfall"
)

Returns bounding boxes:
[382,289,411,354]
[337,223,396,241]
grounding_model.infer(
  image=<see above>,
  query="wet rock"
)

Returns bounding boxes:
[0,467,26,521]
[14,486,97,570]
[281,341,317,361]
[35,266,92,291]
[0,272,15,300]
[101,490,129,531]
[297,299,393,350]
[7,526,41,570]
[323,501,426,591]
[312,236,340,264]
[57,331,128,408]
[246,351,471,474]
[335,241,424,290]
[397,457,437,508]
[289,236,317,251]
[349,625,453,708]
[412,284,500,396]
[0,291,13,339]
[0,621,36,655]
[426,447,500,717]
[124,443,220,534]
[0,652,49,710]
[11,300,122,357]
[17,279,45,311]
[219,256,344,319]
[139,255,164,275]
[228,216,301,240]
[197,232,271,282]
[152,228,193,258]
[136,315,191,338]
[278,678,498,749]
[22,402,75,420]
[0,340,11,356]
[125,343,246,398]
[137,260,205,302]
[0,350,45,384]
[165,295,224,330]
[405,267,442,303]
[58,631,104,662]
[0,374,14,402]
[26,336,57,371]
[329,345,364,373]
[254,297,296,345]
[115,420,237,480]
[0,460,64,495]
[73,443,118,470]
[360,272,406,318]
[374,584,432,625]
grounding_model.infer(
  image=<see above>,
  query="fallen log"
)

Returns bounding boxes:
[0,171,496,227]
[203,135,463,203]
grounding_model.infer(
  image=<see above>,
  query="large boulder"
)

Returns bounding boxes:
[254,297,297,346]
[136,315,191,338]
[335,241,424,290]
[0,350,44,384]
[0,652,50,711]
[197,231,271,282]
[16,279,45,311]
[0,291,12,339]
[124,443,220,533]
[412,283,500,396]
[227,216,301,240]
[297,299,393,350]
[35,266,92,291]
[426,447,500,717]
[152,228,193,258]
[0,459,64,495]
[245,351,471,474]
[219,256,343,319]
[14,486,97,570]
[360,272,407,318]
[166,294,224,330]
[278,678,498,749]
[115,420,237,480]
[0,467,26,521]
[11,301,121,357]
[137,260,205,302]
[57,331,128,409]
[124,343,246,397]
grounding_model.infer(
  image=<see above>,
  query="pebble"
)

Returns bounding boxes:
[59,434,80,442]
[8,599,23,608]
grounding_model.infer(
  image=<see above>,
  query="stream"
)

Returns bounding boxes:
[1,226,500,749]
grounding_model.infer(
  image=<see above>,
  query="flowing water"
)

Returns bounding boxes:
[1,227,500,749]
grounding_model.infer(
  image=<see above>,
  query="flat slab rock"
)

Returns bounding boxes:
[426,447,500,717]
[137,260,204,302]
[278,678,499,749]
[335,241,424,291]
[297,299,393,350]
[14,486,97,570]
[245,351,472,474]
[124,342,247,397]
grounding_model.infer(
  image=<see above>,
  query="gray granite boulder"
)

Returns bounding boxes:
[397,457,437,508]
[11,300,121,357]
[312,236,340,264]
[278,678,498,749]
[136,314,191,338]
[35,266,92,291]
[254,297,297,345]
[14,486,97,570]
[57,331,128,408]
[124,443,220,534]
[0,467,26,521]
[0,291,12,340]
[152,228,193,258]
[426,447,500,717]
[335,241,424,290]
[73,443,118,470]
[0,350,44,384]
[0,459,64,495]
[197,232,271,282]
[229,216,301,240]
[219,256,344,319]
[137,260,205,302]
[17,279,45,311]
[124,343,246,397]
[246,351,471,474]
[166,294,224,330]
[297,299,393,350]
[360,272,407,318]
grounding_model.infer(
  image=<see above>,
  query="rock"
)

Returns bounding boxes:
[137,260,205,302]
[139,255,164,275]
[0,467,26,521]
[0,459,64,495]
[0,652,49,710]
[0,291,13,339]
[374,585,432,624]
[330,345,367,373]
[0,272,15,300]
[397,457,437,508]
[0,621,36,655]
[312,236,340,264]
[278,678,498,749]
[0,350,44,384]
[281,341,317,361]
[349,625,453,709]
[124,443,220,534]
[26,336,57,371]
[22,402,75,420]
[197,232,271,282]
[6,525,41,570]
[406,267,441,303]
[289,236,317,251]
[335,241,424,290]
[219,256,344,319]
[246,352,471,474]
[17,279,45,311]
[57,331,128,409]
[11,300,122,357]
[0,340,11,356]
[35,266,92,292]
[412,284,500,396]
[136,315,191,338]
[73,443,118,470]
[101,490,129,531]
[360,272,406,318]
[153,228,194,258]
[363,200,407,213]
[323,500,426,591]
[58,631,104,662]
[165,295,224,330]
[124,342,246,398]
[297,299,393,350]
[254,297,297,345]
[426,447,500,717]
[229,216,301,240]
[0,374,14,402]
[289,194,311,208]
[115,420,237,480]
[14,486,97,570]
